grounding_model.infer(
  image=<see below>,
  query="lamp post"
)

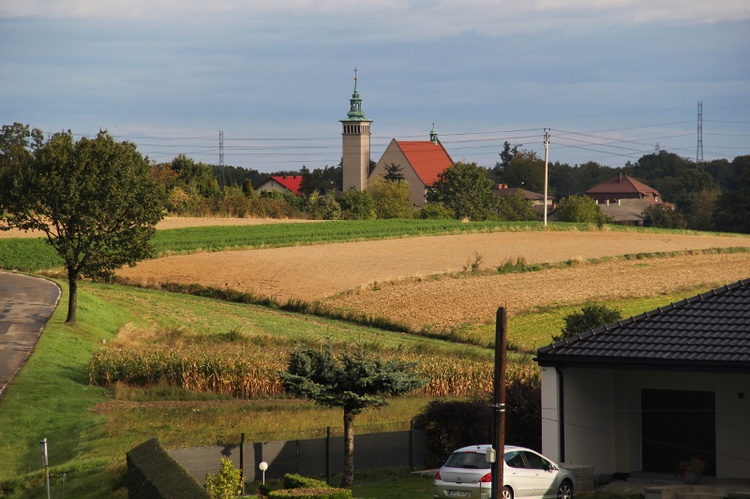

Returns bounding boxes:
[259,461,268,485]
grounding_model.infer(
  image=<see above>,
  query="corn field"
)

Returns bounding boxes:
[88,345,539,399]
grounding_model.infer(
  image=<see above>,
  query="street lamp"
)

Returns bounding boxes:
[259,461,268,485]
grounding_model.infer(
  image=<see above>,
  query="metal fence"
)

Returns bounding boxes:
[168,426,427,484]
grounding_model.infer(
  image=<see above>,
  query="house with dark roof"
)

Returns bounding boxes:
[535,279,750,480]
[255,175,303,196]
[493,184,553,215]
[369,133,454,208]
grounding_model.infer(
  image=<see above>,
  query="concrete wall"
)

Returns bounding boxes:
[168,429,427,484]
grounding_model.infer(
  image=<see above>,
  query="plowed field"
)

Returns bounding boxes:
[116,220,750,329]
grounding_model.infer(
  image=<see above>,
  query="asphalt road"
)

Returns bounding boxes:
[0,272,60,398]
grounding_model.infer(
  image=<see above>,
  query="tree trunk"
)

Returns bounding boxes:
[66,274,77,324]
[340,409,355,489]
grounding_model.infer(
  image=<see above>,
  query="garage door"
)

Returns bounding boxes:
[641,389,715,475]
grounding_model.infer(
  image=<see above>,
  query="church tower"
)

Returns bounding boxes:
[341,69,372,192]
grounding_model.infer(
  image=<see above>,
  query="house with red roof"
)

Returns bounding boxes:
[255,175,303,196]
[584,173,666,225]
[585,173,661,204]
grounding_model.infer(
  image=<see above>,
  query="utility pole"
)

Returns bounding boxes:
[490,307,507,499]
[543,129,550,227]
[219,130,225,190]
[696,101,704,168]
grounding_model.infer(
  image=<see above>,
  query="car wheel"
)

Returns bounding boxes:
[557,480,574,499]
[503,486,513,499]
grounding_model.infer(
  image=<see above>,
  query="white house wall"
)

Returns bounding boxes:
[542,367,750,479]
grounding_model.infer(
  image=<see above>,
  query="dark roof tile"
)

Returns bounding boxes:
[536,278,750,371]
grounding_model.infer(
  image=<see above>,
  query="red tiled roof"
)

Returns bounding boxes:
[263,175,303,194]
[585,174,660,197]
[396,141,454,186]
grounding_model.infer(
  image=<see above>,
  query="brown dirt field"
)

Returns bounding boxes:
[0,216,313,238]
[118,230,750,329]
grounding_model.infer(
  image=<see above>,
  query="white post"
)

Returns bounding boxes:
[543,129,550,227]
[40,438,51,499]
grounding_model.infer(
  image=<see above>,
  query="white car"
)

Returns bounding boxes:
[433,444,575,499]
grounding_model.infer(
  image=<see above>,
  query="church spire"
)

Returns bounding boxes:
[430,123,439,145]
[345,68,367,121]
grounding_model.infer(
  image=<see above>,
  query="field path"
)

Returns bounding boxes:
[118,230,750,311]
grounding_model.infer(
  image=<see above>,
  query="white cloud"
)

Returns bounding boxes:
[4,0,748,30]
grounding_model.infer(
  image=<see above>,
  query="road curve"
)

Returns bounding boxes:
[0,272,61,399]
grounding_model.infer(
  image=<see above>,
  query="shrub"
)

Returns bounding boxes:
[204,458,242,499]
[268,488,352,499]
[283,474,329,489]
[553,303,622,342]
[413,370,541,468]
[419,202,455,220]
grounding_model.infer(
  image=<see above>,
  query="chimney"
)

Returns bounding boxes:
[618,173,623,182]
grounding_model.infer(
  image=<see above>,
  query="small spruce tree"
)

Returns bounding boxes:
[279,341,428,489]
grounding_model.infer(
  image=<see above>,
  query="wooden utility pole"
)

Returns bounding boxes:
[491,307,507,499]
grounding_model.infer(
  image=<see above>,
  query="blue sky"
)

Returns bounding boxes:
[2,0,749,172]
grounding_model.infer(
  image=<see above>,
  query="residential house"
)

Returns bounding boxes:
[585,174,665,225]
[255,175,303,196]
[493,183,554,215]
[535,278,750,479]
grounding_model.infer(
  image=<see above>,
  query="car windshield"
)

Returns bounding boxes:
[444,450,488,469]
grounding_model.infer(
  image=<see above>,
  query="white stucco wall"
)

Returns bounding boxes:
[541,366,750,479]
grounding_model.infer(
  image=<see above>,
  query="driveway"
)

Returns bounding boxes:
[0,272,60,398]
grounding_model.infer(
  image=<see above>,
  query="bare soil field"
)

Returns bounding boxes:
[0,216,313,238]
[117,227,750,329]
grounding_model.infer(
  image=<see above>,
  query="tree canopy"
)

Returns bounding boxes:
[278,341,428,488]
[554,195,608,224]
[426,161,496,220]
[0,126,163,323]
[553,304,622,342]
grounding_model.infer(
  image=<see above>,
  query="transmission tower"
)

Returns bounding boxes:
[219,130,225,189]
[696,102,703,167]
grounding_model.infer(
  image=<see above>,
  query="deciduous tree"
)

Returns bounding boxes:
[366,176,414,219]
[426,161,496,220]
[554,195,607,224]
[279,341,428,488]
[0,127,163,324]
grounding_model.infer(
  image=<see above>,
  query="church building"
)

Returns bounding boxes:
[340,72,454,207]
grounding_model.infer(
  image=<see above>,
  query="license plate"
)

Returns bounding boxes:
[447,492,470,497]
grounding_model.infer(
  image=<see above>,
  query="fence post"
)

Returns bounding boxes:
[240,432,245,495]
[409,421,415,471]
[326,426,331,485]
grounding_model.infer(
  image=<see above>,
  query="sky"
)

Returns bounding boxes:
[2,0,749,173]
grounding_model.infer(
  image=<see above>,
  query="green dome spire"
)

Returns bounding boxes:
[344,68,367,121]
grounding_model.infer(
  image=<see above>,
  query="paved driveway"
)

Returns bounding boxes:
[0,272,61,398]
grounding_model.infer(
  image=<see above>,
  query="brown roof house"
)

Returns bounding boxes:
[340,72,453,208]
[535,278,750,481]
[585,174,664,225]
[493,184,554,216]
